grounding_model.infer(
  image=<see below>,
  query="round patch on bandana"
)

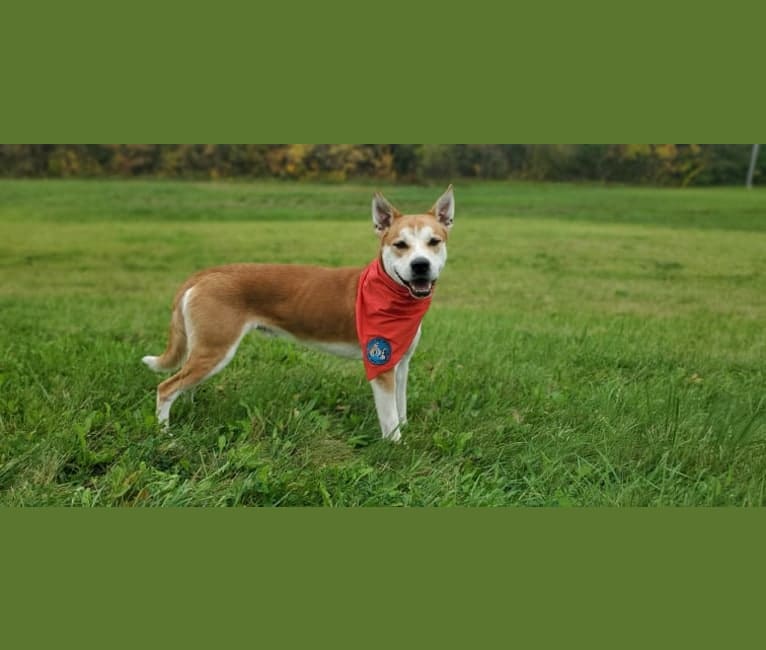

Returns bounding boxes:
[366,337,391,365]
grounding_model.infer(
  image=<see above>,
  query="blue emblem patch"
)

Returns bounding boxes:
[366,337,391,365]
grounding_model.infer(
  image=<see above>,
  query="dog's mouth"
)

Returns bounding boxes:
[397,271,435,299]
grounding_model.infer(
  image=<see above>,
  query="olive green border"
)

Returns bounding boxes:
[3,3,765,646]
[3,509,764,646]
[3,2,764,141]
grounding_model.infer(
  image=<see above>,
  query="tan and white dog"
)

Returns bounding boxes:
[142,185,455,442]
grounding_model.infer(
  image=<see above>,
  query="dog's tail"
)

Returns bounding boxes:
[142,286,190,373]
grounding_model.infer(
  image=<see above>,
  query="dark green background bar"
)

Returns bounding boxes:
[3,509,764,646]
[2,1,764,141]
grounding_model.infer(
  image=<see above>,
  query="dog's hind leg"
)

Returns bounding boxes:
[155,335,246,428]
[153,290,249,429]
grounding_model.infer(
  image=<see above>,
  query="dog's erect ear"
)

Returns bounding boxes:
[372,192,401,233]
[429,184,455,229]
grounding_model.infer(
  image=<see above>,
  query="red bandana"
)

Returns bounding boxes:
[355,258,433,380]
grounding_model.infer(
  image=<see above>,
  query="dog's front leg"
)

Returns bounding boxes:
[395,326,421,428]
[370,369,401,442]
[394,360,409,428]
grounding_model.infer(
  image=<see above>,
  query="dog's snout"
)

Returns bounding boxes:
[410,258,430,276]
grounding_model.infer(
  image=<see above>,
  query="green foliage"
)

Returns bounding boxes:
[1,179,765,506]
[0,144,762,185]
[415,144,459,179]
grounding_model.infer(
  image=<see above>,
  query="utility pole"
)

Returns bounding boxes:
[746,144,760,188]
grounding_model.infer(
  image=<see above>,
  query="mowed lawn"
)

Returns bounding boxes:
[1,179,765,505]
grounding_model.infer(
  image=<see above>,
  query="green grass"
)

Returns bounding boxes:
[1,179,765,505]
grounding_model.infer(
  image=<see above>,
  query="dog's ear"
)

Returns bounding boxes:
[372,192,401,233]
[429,184,455,230]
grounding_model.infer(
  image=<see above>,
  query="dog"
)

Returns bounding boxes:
[142,185,455,442]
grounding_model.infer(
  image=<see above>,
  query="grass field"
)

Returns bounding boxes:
[1,179,765,505]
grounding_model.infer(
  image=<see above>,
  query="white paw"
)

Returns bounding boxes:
[384,427,402,443]
[156,408,171,432]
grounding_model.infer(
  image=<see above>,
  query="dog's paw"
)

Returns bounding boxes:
[384,427,402,443]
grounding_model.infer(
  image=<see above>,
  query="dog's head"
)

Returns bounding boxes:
[371,185,454,299]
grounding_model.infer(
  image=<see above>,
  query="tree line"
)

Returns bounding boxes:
[0,144,760,186]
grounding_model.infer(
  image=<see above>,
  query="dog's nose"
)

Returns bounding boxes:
[410,258,431,276]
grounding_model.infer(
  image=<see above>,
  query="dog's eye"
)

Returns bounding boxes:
[428,238,442,246]
[393,241,409,250]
